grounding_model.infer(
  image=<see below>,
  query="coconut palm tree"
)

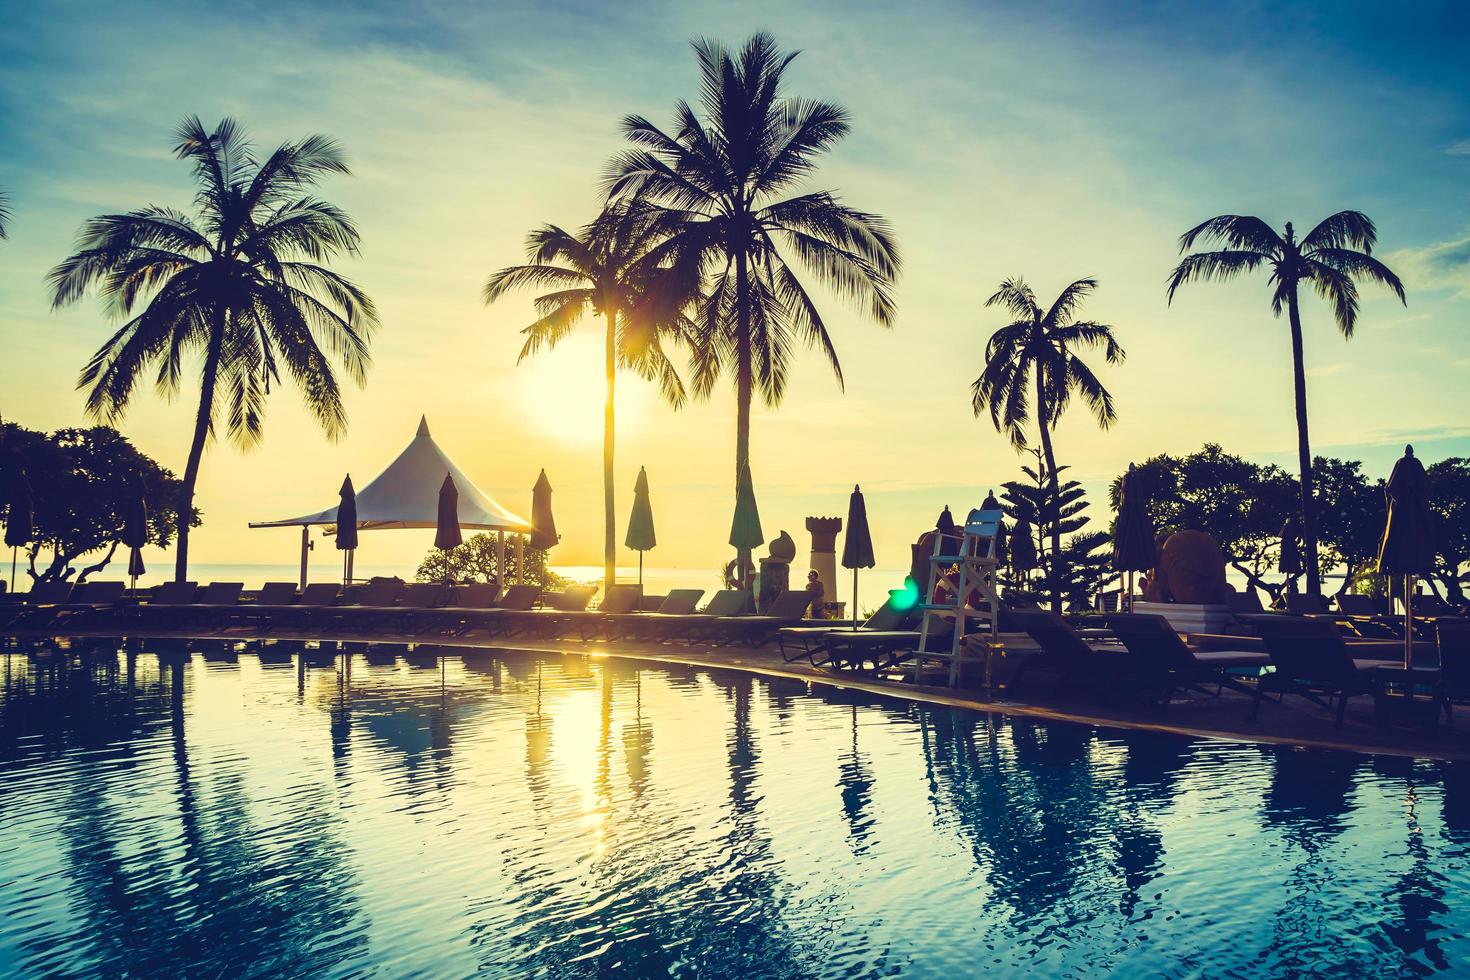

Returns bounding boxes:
[606,33,900,582]
[971,278,1124,611]
[485,204,688,593]
[0,188,10,239]
[49,116,377,582]
[1166,212,1405,597]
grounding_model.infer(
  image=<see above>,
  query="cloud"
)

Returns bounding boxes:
[1385,235,1470,296]
[1307,363,1348,378]
[1449,138,1470,156]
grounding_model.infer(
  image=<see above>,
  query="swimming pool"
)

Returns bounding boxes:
[1,642,1466,977]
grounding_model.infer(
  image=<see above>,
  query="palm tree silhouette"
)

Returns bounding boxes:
[606,33,900,581]
[971,277,1123,609]
[486,204,688,593]
[49,117,377,582]
[1166,212,1405,596]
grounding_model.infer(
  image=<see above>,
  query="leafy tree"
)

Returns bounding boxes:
[1166,212,1405,596]
[416,533,566,589]
[1312,457,1384,596]
[1426,458,1470,605]
[999,453,1116,612]
[49,116,378,583]
[1112,445,1294,599]
[606,32,900,582]
[486,204,687,593]
[972,277,1124,608]
[0,422,195,584]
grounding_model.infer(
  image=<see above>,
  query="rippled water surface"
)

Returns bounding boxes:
[2,641,1468,978]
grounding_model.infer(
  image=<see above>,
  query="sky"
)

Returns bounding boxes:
[1,0,1468,580]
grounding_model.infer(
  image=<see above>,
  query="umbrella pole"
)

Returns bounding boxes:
[1404,573,1414,670]
[9,546,15,594]
[638,552,643,592]
[852,569,860,632]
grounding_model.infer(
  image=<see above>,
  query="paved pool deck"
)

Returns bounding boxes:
[7,624,1469,762]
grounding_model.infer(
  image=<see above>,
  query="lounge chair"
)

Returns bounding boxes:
[345,581,451,634]
[549,584,644,640]
[419,582,500,635]
[455,584,544,636]
[632,589,751,643]
[1249,616,1381,725]
[255,582,300,606]
[320,579,405,632]
[1005,609,1111,694]
[253,582,342,632]
[603,588,707,641]
[503,585,599,637]
[1284,592,1329,615]
[1437,620,1470,723]
[707,589,819,647]
[1106,613,1270,705]
[777,597,911,664]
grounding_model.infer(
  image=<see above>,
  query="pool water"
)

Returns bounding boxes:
[1,642,1467,978]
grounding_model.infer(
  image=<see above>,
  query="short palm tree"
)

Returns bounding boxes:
[606,33,900,581]
[972,277,1124,610]
[485,204,688,594]
[50,116,377,582]
[1166,212,1405,596]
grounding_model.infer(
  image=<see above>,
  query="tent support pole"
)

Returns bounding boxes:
[497,530,506,589]
[299,526,309,591]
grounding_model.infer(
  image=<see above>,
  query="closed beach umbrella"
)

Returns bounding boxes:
[336,475,358,584]
[121,486,148,590]
[842,485,875,628]
[1112,465,1156,611]
[1009,516,1038,577]
[729,463,763,586]
[1376,445,1436,668]
[1278,515,1303,577]
[625,466,656,591]
[936,505,957,539]
[435,473,462,552]
[4,469,33,593]
[530,469,558,550]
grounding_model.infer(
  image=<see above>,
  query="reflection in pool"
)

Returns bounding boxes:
[1,642,1467,977]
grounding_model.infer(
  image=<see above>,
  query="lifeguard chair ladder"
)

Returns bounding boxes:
[909,504,1003,686]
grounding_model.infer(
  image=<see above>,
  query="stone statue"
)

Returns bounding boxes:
[759,529,795,612]
[1146,530,1229,605]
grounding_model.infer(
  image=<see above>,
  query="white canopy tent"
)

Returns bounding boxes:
[251,416,532,586]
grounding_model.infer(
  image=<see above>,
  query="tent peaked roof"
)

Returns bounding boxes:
[250,416,531,533]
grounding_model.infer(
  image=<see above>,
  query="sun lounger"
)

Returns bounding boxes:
[418,582,501,635]
[252,582,343,632]
[777,597,910,663]
[1006,609,1112,693]
[1436,620,1470,723]
[454,584,544,635]
[546,584,644,640]
[1106,613,1270,705]
[318,579,405,631]
[502,585,599,636]
[629,589,752,643]
[602,588,707,641]
[707,589,819,647]
[1249,616,1381,725]
[356,582,453,633]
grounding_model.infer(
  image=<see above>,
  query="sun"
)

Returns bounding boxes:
[514,335,650,446]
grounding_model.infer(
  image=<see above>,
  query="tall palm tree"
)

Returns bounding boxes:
[606,33,900,582]
[50,116,377,582]
[1166,212,1405,596]
[485,204,688,593]
[971,278,1124,611]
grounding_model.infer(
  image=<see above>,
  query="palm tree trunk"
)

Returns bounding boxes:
[603,307,617,595]
[734,248,753,589]
[1035,365,1062,613]
[1285,287,1321,597]
[174,314,225,583]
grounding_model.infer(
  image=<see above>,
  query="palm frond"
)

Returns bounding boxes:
[1165,250,1269,303]
[1177,214,1282,254]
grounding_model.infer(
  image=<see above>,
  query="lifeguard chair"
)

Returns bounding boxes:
[909,502,1003,686]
